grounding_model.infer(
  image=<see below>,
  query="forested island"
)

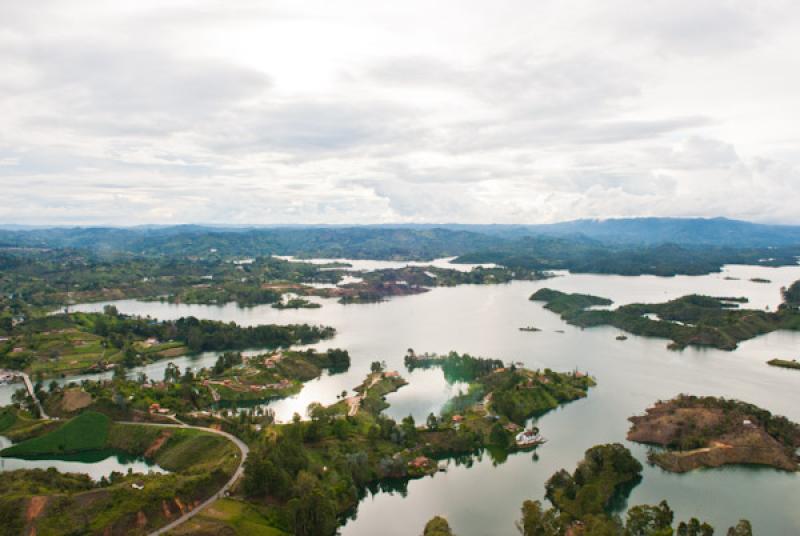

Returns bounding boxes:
[627,395,800,473]
[530,281,800,351]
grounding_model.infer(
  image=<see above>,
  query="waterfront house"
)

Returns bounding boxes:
[408,456,431,469]
[515,429,545,447]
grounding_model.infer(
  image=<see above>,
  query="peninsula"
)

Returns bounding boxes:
[529,280,800,351]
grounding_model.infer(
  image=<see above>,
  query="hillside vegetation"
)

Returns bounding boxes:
[530,286,800,351]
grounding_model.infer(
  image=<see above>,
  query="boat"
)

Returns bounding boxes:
[519,326,541,332]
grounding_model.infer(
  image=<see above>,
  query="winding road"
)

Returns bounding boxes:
[116,421,249,536]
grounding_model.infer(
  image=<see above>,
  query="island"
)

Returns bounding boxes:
[767,358,800,370]
[529,280,800,351]
[627,395,800,473]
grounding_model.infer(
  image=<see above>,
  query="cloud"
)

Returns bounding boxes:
[1,0,799,225]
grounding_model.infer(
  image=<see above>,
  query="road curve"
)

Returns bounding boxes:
[117,421,249,536]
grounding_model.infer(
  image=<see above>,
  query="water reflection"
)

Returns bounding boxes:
[0,436,167,480]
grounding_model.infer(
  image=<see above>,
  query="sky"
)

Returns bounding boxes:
[1,0,800,226]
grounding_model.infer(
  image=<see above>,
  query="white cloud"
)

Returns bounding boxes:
[1,0,799,225]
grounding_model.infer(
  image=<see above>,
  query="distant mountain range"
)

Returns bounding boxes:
[1,217,798,276]
[1,217,798,249]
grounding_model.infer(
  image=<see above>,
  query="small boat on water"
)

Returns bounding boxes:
[519,326,541,332]
[515,428,546,447]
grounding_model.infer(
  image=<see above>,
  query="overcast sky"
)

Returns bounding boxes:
[2,0,799,225]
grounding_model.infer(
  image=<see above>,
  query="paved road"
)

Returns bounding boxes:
[117,421,249,536]
[0,370,49,419]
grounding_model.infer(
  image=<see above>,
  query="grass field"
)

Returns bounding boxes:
[0,407,18,433]
[0,411,110,457]
[174,499,288,536]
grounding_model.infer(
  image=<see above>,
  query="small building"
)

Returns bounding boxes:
[516,429,545,447]
[131,482,144,490]
[383,371,400,378]
[743,419,753,427]
[408,456,430,469]
[149,403,161,413]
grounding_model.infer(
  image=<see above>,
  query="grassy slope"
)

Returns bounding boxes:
[0,415,241,535]
[173,499,289,536]
[1,411,110,457]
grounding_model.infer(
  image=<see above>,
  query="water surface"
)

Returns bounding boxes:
[7,264,800,533]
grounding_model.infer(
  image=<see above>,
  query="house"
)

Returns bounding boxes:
[149,403,161,413]
[504,423,522,433]
[383,371,400,378]
[408,456,430,469]
[11,347,24,353]
[743,419,754,427]
[131,482,144,490]
[516,429,545,447]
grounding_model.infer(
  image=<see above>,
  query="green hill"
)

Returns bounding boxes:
[1,411,110,457]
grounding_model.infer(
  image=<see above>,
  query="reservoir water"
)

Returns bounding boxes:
[4,262,799,534]
[0,436,167,480]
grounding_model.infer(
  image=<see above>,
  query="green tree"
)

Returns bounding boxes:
[289,472,338,536]
[489,422,511,449]
[625,501,674,536]
[516,500,563,536]
[423,515,455,536]
[726,520,752,536]
[677,518,714,536]
[426,412,439,430]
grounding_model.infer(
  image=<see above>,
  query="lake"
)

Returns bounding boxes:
[0,435,167,480]
[6,262,800,534]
